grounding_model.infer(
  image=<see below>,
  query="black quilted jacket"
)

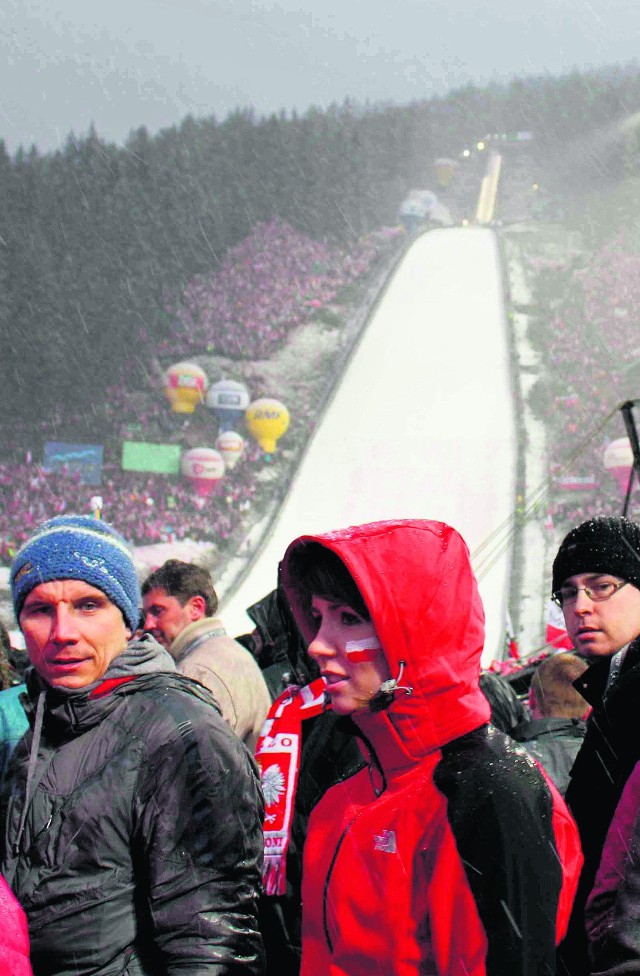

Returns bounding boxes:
[0,640,265,976]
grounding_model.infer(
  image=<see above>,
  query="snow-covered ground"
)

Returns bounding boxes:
[220,227,516,666]
[502,232,551,654]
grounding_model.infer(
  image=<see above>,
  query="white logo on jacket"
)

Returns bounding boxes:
[374,829,397,854]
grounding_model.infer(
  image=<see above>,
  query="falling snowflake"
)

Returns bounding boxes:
[262,764,286,806]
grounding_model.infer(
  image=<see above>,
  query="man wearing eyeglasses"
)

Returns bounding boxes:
[553,574,640,663]
[552,516,640,975]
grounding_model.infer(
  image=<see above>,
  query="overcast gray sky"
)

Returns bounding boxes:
[2,0,639,153]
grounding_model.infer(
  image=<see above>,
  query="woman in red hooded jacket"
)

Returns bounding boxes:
[279,519,582,976]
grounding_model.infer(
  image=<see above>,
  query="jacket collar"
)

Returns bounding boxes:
[170,616,227,663]
[573,636,640,708]
[24,635,175,734]
[513,716,587,740]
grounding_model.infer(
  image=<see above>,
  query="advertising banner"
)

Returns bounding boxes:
[121,442,181,474]
[43,442,104,485]
[555,475,598,492]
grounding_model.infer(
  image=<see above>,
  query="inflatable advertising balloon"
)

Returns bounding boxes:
[398,189,437,234]
[246,398,290,454]
[434,157,459,188]
[603,437,635,496]
[215,430,244,470]
[181,448,225,497]
[164,362,209,414]
[206,379,250,431]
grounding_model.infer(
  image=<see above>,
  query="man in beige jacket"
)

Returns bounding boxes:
[142,559,270,750]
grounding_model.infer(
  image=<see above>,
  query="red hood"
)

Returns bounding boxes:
[281,519,490,762]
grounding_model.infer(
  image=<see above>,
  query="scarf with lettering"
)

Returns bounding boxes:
[255,677,327,895]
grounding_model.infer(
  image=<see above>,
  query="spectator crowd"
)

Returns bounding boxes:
[525,233,640,527]
[0,221,400,566]
[0,462,259,564]
[163,218,393,359]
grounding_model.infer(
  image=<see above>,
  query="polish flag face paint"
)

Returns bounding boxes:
[345,637,382,663]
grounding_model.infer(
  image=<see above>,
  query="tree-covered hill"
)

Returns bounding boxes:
[1,62,639,425]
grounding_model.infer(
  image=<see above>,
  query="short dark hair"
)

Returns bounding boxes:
[285,542,370,629]
[142,560,218,616]
[479,671,526,733]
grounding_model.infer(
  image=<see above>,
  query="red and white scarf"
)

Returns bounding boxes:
[255,677,327,895]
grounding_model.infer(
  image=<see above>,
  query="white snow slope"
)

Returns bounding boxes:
[220,227,516,667]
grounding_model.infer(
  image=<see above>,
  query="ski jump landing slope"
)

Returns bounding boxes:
[221,227,516,666]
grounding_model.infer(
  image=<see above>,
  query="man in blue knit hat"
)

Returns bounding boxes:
[2,514,265,976]
[10,515,143,691]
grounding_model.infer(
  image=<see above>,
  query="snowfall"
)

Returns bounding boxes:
[219,227,516,667]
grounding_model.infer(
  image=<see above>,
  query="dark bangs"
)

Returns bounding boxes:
[286,542,370,624]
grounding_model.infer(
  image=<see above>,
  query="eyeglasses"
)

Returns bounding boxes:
[552,579,629,608]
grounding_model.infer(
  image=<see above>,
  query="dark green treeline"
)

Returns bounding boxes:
[0,63,639,425]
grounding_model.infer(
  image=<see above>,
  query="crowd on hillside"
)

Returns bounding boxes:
[0,222,402,566]
[99,221,399,434]
[0,461,260,564]
[527,234,640,527]
[162,219,399,359]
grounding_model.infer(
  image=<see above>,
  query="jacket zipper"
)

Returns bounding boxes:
[322,756,387,953]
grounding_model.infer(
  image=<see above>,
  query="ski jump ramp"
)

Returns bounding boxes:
[220,227,516,666]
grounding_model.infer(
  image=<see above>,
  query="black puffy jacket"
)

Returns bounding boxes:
[0,639,265,976]
[561,638,640,975]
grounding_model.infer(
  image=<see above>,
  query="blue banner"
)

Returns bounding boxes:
[43,442,104,485]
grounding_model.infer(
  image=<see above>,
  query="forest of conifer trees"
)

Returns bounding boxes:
[1,63,639,424]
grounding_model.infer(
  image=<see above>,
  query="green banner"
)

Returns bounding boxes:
[121,442,181,474]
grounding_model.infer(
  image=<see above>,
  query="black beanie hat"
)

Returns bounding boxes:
[552,516,640,596]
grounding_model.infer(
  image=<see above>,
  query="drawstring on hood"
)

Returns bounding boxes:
[13,690,45,856]
[321,661,413,715]
[368,660,413,713]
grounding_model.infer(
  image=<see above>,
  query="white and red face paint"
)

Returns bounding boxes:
[307,597,391,716]
[345,636,382,663]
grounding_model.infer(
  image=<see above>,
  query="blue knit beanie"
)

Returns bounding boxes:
[11,515,140,632]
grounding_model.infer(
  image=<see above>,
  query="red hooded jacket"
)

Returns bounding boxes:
[281,520,582,976]
[0,875,32,975]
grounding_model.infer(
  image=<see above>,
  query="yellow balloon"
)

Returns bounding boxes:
[246,398,290,453]
[164,362,208,414]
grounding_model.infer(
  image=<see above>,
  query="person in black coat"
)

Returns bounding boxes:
[2,515,265,976]
[551,517,640,975]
